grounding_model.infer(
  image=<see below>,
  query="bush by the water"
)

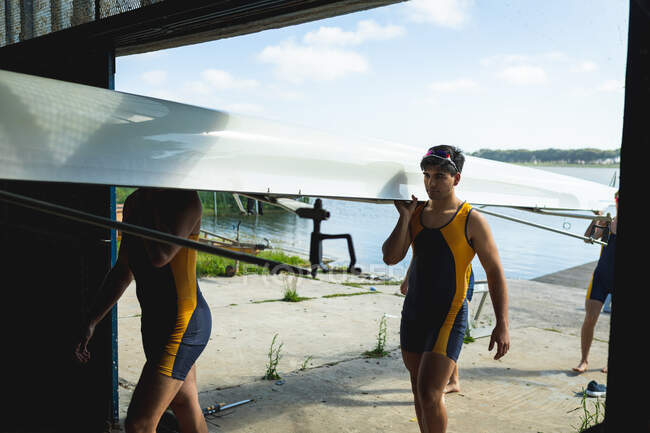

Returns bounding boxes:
[196,249,310,277]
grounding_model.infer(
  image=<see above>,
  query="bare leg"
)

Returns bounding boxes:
[573,300,603,373]
[444,364,461,394]
[417,352,457,433]
[402,349,425,432]
[169,366,208,433]
[125,362,185,433]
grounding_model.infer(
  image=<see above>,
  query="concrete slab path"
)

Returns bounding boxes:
[114,268,609,432]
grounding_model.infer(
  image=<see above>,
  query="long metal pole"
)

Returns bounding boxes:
[477,206,607,246]
[516,207,612,222]
[0,189,311,276]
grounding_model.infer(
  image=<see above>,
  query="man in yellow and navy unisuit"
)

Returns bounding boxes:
[75,188,211,433]
[382,144,510,433]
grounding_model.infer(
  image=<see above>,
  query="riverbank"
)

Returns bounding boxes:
[112,261,607,432]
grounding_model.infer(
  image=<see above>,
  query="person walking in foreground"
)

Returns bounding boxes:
[573,190,618,375]
[383,145,510,433]
[75,188,211,433]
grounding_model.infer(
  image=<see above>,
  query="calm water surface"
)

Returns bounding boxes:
[202,166,619,281]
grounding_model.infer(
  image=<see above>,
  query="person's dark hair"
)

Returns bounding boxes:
[420,144,465,175]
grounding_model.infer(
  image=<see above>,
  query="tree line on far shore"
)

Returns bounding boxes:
[469,148,620,165]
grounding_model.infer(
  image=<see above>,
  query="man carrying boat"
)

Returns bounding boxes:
[573,190,618,376]
[75,188,211,433]
[382,145,510,433]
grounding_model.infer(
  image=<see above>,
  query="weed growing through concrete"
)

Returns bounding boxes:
[300,355,313,370]
[570,388,605,432]
[263,333,283,380]
[463,326,475,344]
[281,273,309,302]
[363,315,389,358]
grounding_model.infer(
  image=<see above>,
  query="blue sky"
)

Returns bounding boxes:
[116,0,629,153]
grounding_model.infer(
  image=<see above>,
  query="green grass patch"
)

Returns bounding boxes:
[322,291,379,298]
[341,282,365,289]
[299,355,313,371]
[356,281,401,286]
[252,296,312,304]
[282,291,311,302]
[263,334,283,380]
[281,293,312,302]
[463,327,475,344]
[363,315,389,358]
[196,249,310,277]
[570,388,606,432]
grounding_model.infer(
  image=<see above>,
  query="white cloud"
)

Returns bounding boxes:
[258,19,404,83]
[572,60,598,72]
[542,51,570,62]
[429,78,478,92]
[405,0,473,29]
[265,84,305,101]
[258,41,368,83]
[481,52,568,67]
[140,70,168,86]
[200,69,259,90]
[499,65,547,85]
[597,79,624,93]
[480,54,525,67]
[182,80,212,95]
[303,19,405,46]
[223,102,265,115]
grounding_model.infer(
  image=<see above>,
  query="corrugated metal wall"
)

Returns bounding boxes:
[1,0,164,46]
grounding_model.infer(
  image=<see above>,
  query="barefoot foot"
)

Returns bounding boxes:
[573,361,588,373]
[444,382,461,394]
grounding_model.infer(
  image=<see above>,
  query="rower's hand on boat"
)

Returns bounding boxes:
[394,195,418,218]
[74,322,95,364]
[489,322,510,360]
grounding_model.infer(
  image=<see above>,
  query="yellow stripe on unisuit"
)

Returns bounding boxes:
[158,235,199,376]
[433,203,475,356]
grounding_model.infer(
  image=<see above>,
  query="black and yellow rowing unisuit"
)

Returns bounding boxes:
[586,231,616,303]
[126,214,211,380]
[400,201,475,362]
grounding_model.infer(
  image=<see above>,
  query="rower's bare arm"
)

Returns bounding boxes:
[86,201,135,329]
[400,255,413,295]
[468,210,510,360]
[382,215,411,265]
[382,195,418,265]
[584,211,606,240]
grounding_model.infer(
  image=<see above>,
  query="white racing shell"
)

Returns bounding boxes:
[0,69,616,211]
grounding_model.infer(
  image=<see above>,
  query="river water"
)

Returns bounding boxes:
[201,166,619,282]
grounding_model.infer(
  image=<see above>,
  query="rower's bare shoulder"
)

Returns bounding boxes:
[468,207,489,228]
[467,208,492,244]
